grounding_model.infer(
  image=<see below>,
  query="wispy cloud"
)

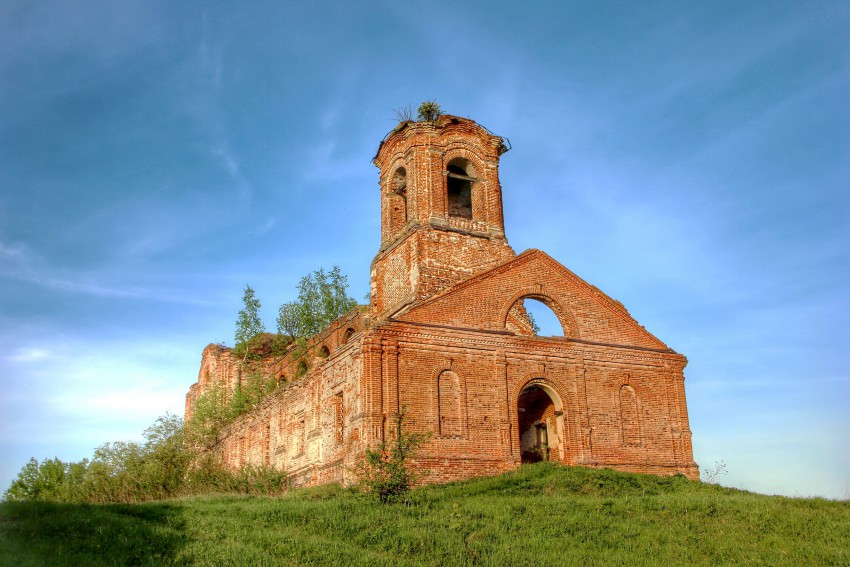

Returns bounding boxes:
[198,10,224,88]
[6,347,52,363]
[0,334,197,447]
[213,144,252,203]
[0,240,210,304]
[0,241,26,260]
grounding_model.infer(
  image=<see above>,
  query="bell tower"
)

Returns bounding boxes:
[371,115,516,319]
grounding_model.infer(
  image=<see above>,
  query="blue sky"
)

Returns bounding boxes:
[1,0,847,499]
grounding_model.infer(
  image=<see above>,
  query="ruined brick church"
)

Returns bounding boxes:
[185,115,699,486]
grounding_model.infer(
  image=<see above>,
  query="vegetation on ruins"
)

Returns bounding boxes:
[277,265,358,341]
[230,266,358,362]
[352,410,429,503]
[185,371,277,449]
[3,463,847,565]
[393,101,442,123]
[233,284,266,359]
[393,103,416,122]
[417,100,441,122]
[3,413,287,505]
[526,310,541,334]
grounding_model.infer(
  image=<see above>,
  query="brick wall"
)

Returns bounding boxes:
[183,114,698,488]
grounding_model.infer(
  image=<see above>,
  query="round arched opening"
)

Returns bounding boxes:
[386,166,408,236]
[518,384,563,464]
[505,295,568,337]
[318,345,330,359]
[392,167,407,193]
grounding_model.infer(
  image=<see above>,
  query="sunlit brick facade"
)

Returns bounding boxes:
[185,115,699,486]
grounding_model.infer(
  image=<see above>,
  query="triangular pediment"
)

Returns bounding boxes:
[394,249,671,351]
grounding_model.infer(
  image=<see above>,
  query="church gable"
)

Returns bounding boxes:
[395,249,671,351]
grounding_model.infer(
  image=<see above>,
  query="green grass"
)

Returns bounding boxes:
[1,463,847,566]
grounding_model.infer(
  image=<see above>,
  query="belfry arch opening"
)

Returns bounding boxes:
[386,166,408,237]
[518,383,564,464]
[505,295,568,337]
[446,158,474,219]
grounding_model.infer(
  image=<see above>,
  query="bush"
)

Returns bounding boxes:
[417,101,441,122]
[4,412,288,504]
[353,410,429,503]
[185,454,289,496]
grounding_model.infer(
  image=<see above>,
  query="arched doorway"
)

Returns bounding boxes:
[517,382,564,464]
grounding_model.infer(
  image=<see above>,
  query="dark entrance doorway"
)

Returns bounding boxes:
[518,384,561,463]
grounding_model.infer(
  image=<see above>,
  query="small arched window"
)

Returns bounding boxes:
[438,371,462,437]
[387,167,408,236]
[297,361,308,377]
[620,385,641,446]
[393,167,407,196]
[446,158,474,219]
[318,345,330,359]
[341,328,355,345]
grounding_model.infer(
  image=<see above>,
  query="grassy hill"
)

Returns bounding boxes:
[1,463,847,566]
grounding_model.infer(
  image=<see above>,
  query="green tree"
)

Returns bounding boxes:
[276,301,304,340]
[235,285,265,355]
[4,457,68,502]
[276,266,357,340]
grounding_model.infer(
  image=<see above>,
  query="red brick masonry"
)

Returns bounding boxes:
[185,116,699,486]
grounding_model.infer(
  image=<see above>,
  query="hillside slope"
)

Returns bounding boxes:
[1,463,847,566]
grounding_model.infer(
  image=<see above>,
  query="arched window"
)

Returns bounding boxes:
[277,373,287,387]
[446,158,474,219]
[341,327,355,345]
[333,392,344,446]
[620,385,641,446]
[523,298,563,336]
[387,167,408,236]
[318,345,330,359]
[437,371,462,437]
[393,167,407,195]
[296,361,308,377]
[506,295,566,337]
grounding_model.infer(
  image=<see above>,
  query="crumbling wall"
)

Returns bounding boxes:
[212,338,365,486]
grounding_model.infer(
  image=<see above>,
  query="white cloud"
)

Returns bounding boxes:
[0,334,197,449]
